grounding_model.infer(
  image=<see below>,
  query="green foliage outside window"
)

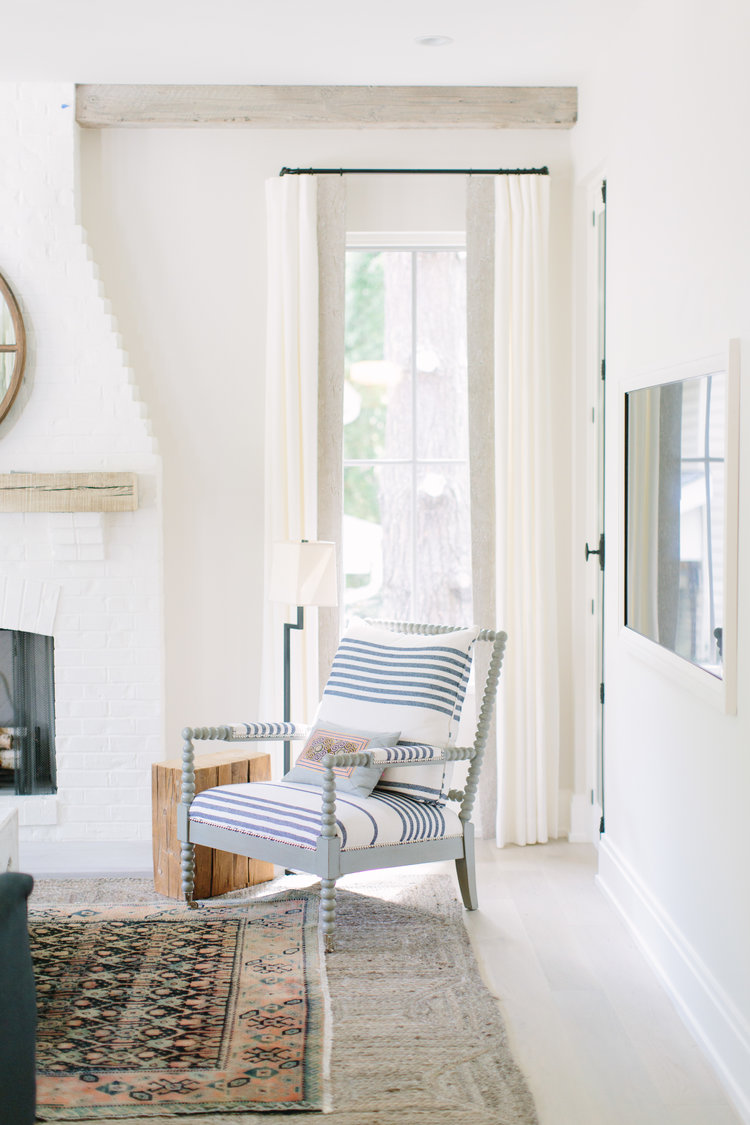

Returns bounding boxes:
[344,252,387,526]
[345,251,384,364]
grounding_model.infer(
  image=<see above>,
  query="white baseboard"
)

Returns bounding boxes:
[597,835,750,1124]
[18,840,153,879]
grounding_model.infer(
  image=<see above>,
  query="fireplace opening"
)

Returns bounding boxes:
[0,628,57,795]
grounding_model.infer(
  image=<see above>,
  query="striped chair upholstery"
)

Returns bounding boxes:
[189,781,463,852]
[314,618,480,803]
[178,622,508,953]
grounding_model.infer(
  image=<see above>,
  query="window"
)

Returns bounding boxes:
[343,240,472,625]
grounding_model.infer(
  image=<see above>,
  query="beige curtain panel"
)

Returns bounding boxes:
[467,173,562,847]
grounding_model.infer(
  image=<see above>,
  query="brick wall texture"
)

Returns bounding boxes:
[0,83,164,845]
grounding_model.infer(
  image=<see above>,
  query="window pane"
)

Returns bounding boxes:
[415,463,473,624]
[0,354,14,396]
[708,372,726,460]
[343,244,471,629]
[343,463,413,622]
[344,251,412,462]
[415,250,468,460]
[680,377,703,459]
[0,299,15,346]
[679,372,726,461]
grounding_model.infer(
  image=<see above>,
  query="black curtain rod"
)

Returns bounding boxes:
[279,166,549,177]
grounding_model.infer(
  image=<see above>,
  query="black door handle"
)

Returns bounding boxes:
[585,533,605,570]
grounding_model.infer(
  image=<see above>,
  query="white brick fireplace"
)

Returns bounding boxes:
[0,83,163,874]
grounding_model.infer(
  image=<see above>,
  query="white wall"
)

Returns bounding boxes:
[79,126,576,795]
[0,84,163,870]
[571,1,750,1116]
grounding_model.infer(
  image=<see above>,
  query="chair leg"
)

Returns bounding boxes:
[320,877,336,953]
[455,823,478,911]
[181,841,199,909]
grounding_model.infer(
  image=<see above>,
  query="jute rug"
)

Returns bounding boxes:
[29,898,329,1119]
[31,872,539,1125]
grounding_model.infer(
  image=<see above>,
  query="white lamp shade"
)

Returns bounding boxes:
[269,540,338,607]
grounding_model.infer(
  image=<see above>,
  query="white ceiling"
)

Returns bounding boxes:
[3,0,614,86]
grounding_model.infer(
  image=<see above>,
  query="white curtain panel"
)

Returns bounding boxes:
[315,175,347,691]
[493,175,561,846]
[466,174,498,840]
[260,175,321,732]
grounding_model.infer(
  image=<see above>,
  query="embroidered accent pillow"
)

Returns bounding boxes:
[315,619,479,803]
[282,721,400,799]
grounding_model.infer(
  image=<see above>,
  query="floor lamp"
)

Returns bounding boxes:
[269,540,338,774]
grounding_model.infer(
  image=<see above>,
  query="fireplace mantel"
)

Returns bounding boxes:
[0,473,138,513]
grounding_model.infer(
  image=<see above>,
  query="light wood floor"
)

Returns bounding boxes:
[27,837,744,1123]
[443,839,743,1125]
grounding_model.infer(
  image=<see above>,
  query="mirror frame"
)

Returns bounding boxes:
[619,340,740,714]
[0,271,26,425]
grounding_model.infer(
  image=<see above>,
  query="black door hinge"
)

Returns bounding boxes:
[601,180,607,205]
[599,682,605,705]
[601,357,606,381]
[599,814,605,834]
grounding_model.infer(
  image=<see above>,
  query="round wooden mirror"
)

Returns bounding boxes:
[0,271,26,424]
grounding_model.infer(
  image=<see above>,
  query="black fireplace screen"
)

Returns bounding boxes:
[0,629,56,795]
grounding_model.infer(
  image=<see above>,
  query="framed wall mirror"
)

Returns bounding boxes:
[622,342,740,712]
[0,271,26,425]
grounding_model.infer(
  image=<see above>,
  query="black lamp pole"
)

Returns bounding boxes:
[282,605,305,774]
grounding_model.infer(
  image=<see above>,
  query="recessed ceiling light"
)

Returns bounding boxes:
[415,35,454,47]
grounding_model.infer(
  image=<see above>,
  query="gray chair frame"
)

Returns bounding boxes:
[177,622,507,950]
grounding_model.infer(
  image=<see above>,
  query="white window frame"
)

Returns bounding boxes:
[343,231,469,623]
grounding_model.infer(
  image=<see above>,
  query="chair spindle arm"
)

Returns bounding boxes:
[181,728,196,810]
[184,722,308,743]
[328,751,376,769]
[460,630,507,821]
[179,724,308,805]
[321,760,339,838]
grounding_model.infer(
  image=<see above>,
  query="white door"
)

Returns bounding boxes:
[585,180,607,835]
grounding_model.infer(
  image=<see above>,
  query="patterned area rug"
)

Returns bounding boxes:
[29,898,328,1119]
[31,872,539,1124]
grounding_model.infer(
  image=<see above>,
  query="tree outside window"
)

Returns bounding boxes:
[343,244,472,626]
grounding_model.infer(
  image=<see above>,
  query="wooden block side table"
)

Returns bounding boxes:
[152,748,274,899]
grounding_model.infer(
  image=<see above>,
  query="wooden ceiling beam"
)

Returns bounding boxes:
[75,84,577,129]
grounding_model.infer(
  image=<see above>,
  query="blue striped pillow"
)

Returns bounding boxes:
[315,620,479,803]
